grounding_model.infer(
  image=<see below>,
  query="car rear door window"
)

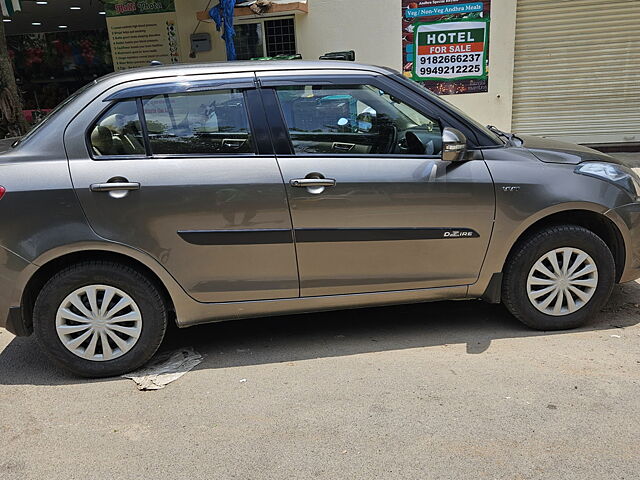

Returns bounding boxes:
[275,85,442,156]
[142,89,255,155]
[90,99,145,157]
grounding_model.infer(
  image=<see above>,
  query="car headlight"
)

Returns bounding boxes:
[575,162,640,199]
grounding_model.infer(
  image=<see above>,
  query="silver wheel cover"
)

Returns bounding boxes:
[526,247,598,316]
[55,285,143,362]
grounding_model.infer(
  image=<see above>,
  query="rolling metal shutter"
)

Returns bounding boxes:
[512,0,640,145]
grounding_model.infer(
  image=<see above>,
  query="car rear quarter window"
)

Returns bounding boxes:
[90,99,146,157]
[142,89,255,156]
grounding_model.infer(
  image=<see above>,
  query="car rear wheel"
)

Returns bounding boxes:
[502,225,615,330]
[33,261,167,377]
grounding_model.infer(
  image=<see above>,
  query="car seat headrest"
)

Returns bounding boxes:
[91,125,114,154]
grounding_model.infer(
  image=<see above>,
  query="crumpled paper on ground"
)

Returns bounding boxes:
[123,348,203,390]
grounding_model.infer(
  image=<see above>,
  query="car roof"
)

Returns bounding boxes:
[6,61,397,157]
[96,60,394,84]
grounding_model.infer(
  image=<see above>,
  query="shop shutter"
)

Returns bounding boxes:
[512,0,640,145]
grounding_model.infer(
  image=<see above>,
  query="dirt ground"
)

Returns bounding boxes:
[1,280,639,479]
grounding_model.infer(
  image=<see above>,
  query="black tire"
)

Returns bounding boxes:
[502,225,615,331]
[33,261,168,378]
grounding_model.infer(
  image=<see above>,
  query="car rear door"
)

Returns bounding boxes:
[258,70,495,297]
[64,73,299,303]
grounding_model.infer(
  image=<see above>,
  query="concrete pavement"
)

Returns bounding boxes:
[1,281,639,479]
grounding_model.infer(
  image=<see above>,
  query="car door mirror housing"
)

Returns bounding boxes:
[441,127,468,162]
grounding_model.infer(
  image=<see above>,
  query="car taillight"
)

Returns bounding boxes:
[0,186,4,200]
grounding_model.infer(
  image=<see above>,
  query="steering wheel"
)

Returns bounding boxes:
[405,131,426,155]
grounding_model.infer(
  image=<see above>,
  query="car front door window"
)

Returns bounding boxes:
[275,84,442,156]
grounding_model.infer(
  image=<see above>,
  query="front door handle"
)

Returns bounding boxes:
[90,182,140,192]
[290,178,336,188]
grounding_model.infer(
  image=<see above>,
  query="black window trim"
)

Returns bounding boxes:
[103,78,256,101]
[376,74,482,148]
[391,73,503,148]
[87,81,274,160]
[136,97,153,156]
[259,73,462,159]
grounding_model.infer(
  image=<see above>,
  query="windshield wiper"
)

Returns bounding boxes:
[487,125,523,147]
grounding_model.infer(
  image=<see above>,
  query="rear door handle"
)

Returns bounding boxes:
[290,178,336,188]
[332,142,355,152]
[90,182,140,192]
[221,138,246,150]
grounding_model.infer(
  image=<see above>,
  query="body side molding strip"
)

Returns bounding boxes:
[295,228,480,242]
[178,229,293,246]
[178,228,480,245]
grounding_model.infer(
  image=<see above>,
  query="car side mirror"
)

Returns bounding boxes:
[441,127,468,162]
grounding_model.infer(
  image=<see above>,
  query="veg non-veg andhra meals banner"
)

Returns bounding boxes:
[402,1,491,95]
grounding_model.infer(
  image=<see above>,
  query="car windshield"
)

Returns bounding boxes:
[15,80,98,147]
[395,75,504,146]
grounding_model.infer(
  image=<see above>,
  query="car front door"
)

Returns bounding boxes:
[258,71,495,297]
[64,74,298,303]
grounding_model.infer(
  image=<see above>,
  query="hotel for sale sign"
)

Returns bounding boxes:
[402,1,491,95]
[414,20,488,81]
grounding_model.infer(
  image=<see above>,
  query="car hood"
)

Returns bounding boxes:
[518,135,620,165]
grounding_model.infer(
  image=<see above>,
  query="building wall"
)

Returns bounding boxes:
[173,0,517,130]
[295,0,402,69]
[446,0,517,131]
[174,0,228,63]
[297,0,517,130]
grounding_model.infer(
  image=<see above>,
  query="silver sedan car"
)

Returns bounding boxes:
[1,61,639,377]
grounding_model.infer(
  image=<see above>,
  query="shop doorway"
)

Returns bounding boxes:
[4,0,112,122]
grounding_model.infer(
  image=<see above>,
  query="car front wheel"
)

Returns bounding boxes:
[33,261,168,377]
[502,225,615,330]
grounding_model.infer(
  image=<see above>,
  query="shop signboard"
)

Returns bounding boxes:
[402,1,491,95]
[104,0,176,17]
[103,0,179,70]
